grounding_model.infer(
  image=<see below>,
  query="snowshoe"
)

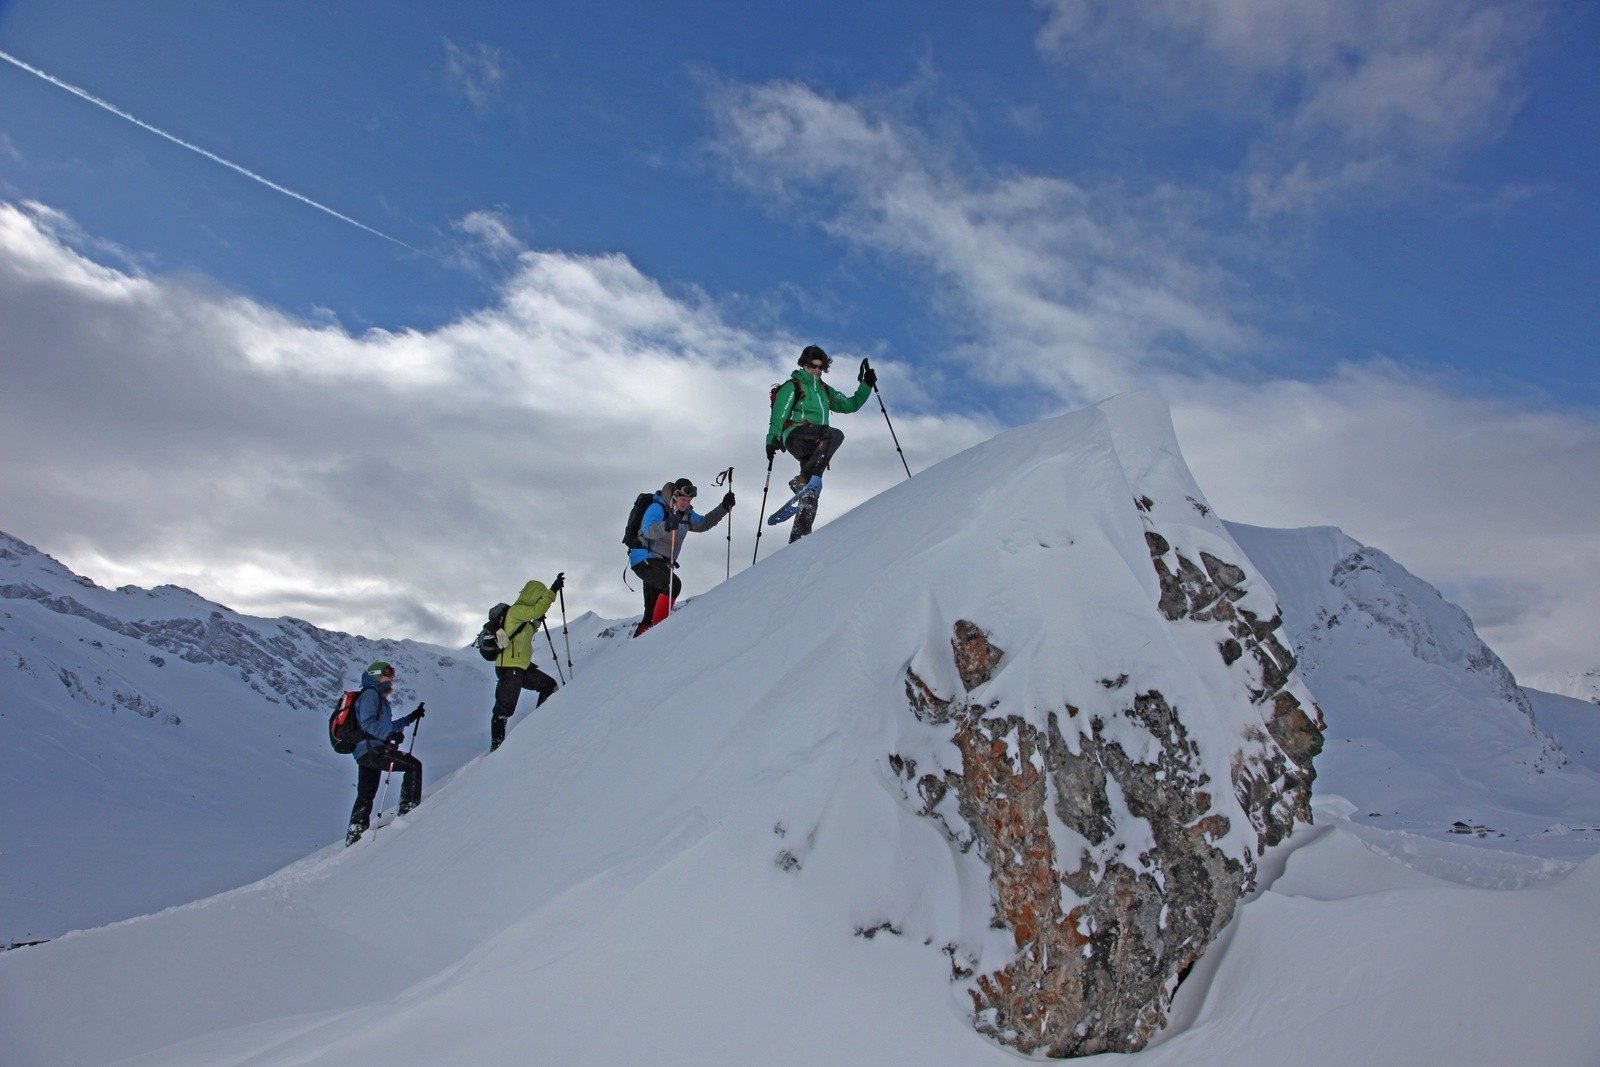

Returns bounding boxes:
[767,476,821,526]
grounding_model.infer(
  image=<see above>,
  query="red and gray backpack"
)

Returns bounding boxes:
[328,689,370,754]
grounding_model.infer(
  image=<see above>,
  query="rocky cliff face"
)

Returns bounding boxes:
[886,414,1322,1057]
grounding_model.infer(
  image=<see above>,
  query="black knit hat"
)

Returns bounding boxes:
[798,344,831,371]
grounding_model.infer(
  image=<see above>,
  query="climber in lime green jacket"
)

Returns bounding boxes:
[490,575,561,751]
[765,344,874,485]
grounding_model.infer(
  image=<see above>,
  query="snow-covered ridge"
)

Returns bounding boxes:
[1,530,458,717]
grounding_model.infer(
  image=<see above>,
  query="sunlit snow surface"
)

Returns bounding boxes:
[4,393,1599,1065]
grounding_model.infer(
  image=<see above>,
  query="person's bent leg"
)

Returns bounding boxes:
[393,751,423,813]
[800,427,844,479]
[525,664,558,707]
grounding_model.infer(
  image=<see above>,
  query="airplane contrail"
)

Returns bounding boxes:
[0,48,425,254]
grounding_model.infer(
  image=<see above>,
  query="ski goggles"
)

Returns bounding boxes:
[673,485,698,499]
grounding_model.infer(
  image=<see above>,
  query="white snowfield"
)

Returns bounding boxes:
[3,393,1599,1065]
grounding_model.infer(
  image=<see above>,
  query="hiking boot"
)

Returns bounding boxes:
[398,800,417,816]
[345,823,365,847]
[788,475,806,493]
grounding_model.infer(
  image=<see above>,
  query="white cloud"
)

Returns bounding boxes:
[1169,366,1600,690]
[444,39,509,110]
[1033,0,1541,212]
[710,82,1260,403]
[0,201,986,647]
[707,82,1599,687]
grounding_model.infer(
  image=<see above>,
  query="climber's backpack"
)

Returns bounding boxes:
[475,602,537,661]
[621,491,656,549]
[474,602,513,661]
[328,689,367,754]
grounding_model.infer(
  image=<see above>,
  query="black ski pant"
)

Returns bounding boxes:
[784,424,845,480]
[491,664,557,749]
[631,557,681,636]
[349,747,423,830]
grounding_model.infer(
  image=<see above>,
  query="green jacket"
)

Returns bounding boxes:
[766,369,872,446]
[496,579,556,670]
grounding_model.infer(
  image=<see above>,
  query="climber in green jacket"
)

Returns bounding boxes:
[765,344,874,540]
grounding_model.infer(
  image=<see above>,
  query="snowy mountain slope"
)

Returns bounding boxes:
[0,531,610,944]
[5,395,1600,1065]
[2,393,1327,1062]
[1227,522,1600,862]
[1524,687,1600,775]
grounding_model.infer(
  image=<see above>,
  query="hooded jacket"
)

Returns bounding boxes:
[352,670,397,761]
[766,368,872,447]
[628,484,730,568]
[496,579,556,670]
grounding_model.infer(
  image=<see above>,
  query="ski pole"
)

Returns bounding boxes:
[372,705,422,843]
[557,584,573,680]
[541,618,566,685]
[752,453,775,565]
[713,466,734,580]
[665,526,679,619]
[863,358,912,480]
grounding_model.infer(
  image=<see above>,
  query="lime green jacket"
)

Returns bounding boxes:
[766,370,872,446]
[496,580,555,669]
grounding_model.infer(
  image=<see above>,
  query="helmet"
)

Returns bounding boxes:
[367,660,395,678]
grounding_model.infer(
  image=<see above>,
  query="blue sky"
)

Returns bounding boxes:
[1,0,1596,688]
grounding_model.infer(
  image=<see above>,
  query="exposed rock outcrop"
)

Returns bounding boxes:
[889,530,1322,1057]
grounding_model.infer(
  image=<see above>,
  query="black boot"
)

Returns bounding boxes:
[345,822,365,847]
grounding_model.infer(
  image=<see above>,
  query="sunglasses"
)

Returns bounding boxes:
[804,361,827,370]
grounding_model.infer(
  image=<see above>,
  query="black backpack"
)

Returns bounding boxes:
[328,689,369,754]
[621,491,656,549]
[475,602,534,661]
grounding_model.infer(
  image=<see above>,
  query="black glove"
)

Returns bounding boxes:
[409,704,426,723]
[721,491,735,510]
[765,440,778,462]
[550,572,565,594]
[664,512,683,531]
[860,364,877,388]
[387,730,404,747]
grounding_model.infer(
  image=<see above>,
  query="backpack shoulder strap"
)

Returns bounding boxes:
[782,376,805,426]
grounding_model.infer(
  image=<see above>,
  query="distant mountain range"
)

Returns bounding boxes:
[0,530,610,944]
